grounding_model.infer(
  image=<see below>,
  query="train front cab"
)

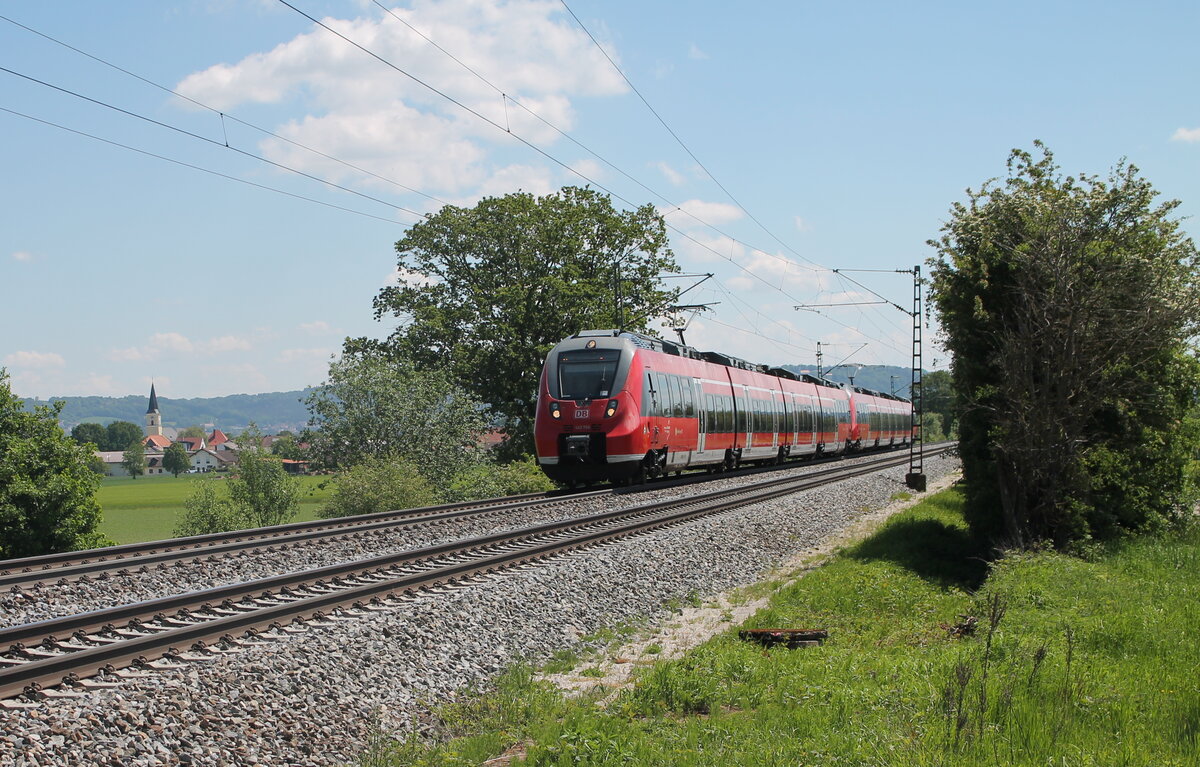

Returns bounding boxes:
[534,332,649,485]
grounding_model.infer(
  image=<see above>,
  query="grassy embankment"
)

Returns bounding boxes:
[97,474,333,543]
[365,485,1200,766]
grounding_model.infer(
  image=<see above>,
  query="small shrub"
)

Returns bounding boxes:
[445,458,555,502]
[322,455,439,519]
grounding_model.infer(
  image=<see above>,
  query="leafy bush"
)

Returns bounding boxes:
[173,450,300,536]
[174,480,244,536]
[1,369,110,557]
[321,455,439,519]
[445,458,556,502]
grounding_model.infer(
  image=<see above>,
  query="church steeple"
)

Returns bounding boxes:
[145,382,163,437]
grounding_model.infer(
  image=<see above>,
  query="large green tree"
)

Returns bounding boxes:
[121,440,146,478]
[1,369,107,558]
[918,370,955,436]
[163,442,191,478]
[71,422,107,448]
[305,354,488,479]
[929,143,1200,548]
[353,186,680,455]
[105,421,142,451]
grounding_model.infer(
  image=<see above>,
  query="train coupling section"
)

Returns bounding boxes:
[738,628,828,649]
[564,435,592,458]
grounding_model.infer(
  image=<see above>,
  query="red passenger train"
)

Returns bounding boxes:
[534,330,913,486]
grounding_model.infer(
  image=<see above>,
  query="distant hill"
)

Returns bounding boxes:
[22,390,314,434]
[781,364,917,399]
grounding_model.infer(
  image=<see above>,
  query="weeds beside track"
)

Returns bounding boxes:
[364,485,1200,767]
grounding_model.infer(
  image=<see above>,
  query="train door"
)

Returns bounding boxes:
[694,378,706,454]
[771,390,781,450]
[742,386,753,449]
[730,385,744,451]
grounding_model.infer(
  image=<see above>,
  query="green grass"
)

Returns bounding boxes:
[363,485,1200,766]
[96,473,333,543]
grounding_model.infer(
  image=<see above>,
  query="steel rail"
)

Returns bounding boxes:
[0,489,570,579]
[0,490,601,590]
[0,445,951,701]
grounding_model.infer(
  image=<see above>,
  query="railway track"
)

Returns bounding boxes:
[0,490,571,590]
[0,442,942,591]
[0,445,951,703]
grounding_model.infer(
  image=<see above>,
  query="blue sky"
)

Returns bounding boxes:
[3,0,1198,399]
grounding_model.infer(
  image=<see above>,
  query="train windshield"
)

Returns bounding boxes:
[557,350,621,400]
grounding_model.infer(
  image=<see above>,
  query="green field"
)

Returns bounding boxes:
[365,486,1200,766]
[97,473,333,544]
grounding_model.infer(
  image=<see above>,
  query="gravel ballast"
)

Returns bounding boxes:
[1,449,931,629]
[0,453,958,767]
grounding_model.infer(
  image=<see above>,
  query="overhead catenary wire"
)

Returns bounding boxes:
[366,0,818,275]
[0,105,407,226]
[0,12,449,207]
[0,64,428,221]
[557,0,826,274]
[276,1,906,357]
[558,0,919,345]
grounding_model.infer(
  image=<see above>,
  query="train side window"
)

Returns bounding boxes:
[655,373,669,416]
[683,378,695,418]
[668,376,684,418]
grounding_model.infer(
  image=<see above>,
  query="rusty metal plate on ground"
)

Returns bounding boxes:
[738,628,828,649]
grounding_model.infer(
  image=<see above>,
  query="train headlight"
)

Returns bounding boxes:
[550,401,562,419]
[605,399,619,418]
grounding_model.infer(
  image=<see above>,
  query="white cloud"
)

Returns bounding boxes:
[209,364,270,391]
[568,158,603,183]
[80,374,122,396]
[149,332,194,353]
[794,216,810,232]
[688,43,709,60]
[201,335,253,353]
[1171,127,1200,143]
[655,161,685,186]
[11,251,35,262]
[175,0,629,195]
[674,232,744,265]
[2,350,65,369]
[108,347,147,362]
[107,332,253,362]
[659,199,745,229]
[725,250,826,293]
[299,320,331,335]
